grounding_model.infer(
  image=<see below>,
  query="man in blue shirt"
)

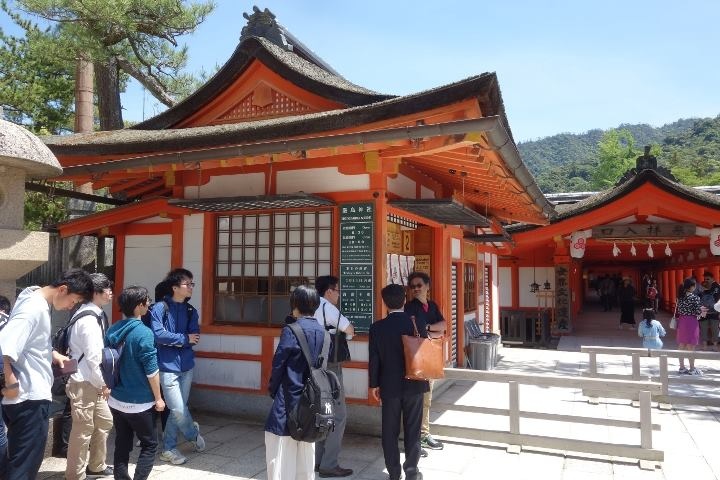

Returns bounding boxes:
[151,268,204,465]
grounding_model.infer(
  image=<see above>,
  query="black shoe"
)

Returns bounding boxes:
[315,464,320,472]
[421,434,443,450]
[420,448,428,457]
[86,466,114,478]
[318,466,353,478]
[407,473,424,480]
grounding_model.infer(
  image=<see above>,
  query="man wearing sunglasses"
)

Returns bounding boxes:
[150,268,204,466]
[404,271,446,454]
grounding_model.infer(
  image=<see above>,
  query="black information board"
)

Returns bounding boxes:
[339,202,374,332]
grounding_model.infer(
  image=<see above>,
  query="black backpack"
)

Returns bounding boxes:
[286,323,340,443]
[52,308,105,360]
[51,308,105,395]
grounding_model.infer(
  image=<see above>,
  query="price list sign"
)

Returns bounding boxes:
[339,202,374,332]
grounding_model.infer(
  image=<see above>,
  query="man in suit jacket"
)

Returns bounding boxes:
[369,284,429,480]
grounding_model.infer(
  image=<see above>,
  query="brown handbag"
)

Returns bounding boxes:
[402,316,445,381]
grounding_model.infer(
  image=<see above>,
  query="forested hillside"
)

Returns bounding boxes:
[517,117,713,193]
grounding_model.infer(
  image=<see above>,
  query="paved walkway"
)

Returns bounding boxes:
[38,305,720,479]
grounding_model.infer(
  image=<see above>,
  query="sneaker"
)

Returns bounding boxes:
[420,448,428,458]
[690,368,704,376]
[192,421,206,452]
[678,366,690,375]
[421,434,444,450]
[159,449,187,465]
[86,466,114,478]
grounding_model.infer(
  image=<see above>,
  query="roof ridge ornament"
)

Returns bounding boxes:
[615,145,677,186]
[241,6,293,52]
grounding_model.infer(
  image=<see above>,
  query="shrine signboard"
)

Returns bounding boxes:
[339,202,374,332]
[592,223,695,239]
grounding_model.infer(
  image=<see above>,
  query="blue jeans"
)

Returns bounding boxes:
[3,399,50,480]
[160,370,198,451]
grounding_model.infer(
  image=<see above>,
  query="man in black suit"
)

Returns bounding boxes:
[369,284,429,480]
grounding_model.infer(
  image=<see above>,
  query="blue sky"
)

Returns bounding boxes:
[7,1,720,142]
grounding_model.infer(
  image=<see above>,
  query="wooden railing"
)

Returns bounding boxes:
[581,346,720,408]
[432,368,663,466]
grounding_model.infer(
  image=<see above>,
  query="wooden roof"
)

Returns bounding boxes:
[46,8,550,227]
[511,168,720,261]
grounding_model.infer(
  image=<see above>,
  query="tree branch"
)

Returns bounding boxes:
[115,55,176,107]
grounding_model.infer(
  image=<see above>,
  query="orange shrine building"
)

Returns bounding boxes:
[45,8,720,416]
[503,150,720,339]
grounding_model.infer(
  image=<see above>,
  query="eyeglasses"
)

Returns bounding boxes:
[410,283,425,289]
[180,282,196,288]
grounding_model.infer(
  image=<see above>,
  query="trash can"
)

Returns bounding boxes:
[465,321,500,370]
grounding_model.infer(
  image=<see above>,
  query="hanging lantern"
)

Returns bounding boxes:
[543,279,552,290]
[647,244,654,258]
[630,242,637,256]
[612,242,621,257]
[665,243,672,256]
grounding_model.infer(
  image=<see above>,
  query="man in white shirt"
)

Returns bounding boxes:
[313,276,354,478]
[65,273,115,480]
[0,269,93,480]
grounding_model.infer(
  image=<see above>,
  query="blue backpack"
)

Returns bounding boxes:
[101,323,139,389]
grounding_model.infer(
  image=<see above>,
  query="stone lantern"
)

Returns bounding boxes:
[0,119,63,301]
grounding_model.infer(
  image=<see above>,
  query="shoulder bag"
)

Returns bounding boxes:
[322,304,351,363]
[402,315,445,381]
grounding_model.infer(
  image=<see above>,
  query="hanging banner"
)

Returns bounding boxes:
[570,230,591,258]
[710,227,720,256]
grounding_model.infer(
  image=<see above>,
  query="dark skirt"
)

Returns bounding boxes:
[620,300,635,324]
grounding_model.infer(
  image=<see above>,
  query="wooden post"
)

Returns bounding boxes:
[632,353,641,380]
[638,390,656,470]
[588,352,597,377]
[658,355,671,410]
[639,390,652,449]
[507,381,521,453]
[509,381,520,434]
[587,352,600,404]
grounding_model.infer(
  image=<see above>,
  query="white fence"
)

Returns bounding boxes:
[581,346,720,408]
[432,368,663,465]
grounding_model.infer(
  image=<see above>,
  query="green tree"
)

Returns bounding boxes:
[0,19,75,133]
[591,129,638,189]
[2,0,215,129]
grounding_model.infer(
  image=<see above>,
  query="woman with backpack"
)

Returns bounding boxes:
[265,286,328,480]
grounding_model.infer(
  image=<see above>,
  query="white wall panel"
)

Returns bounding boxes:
[348,340,368,362]
[194,358,261,389]
[185,172,265,199]
[183,214,204,317]
[498,266,512,307]
[387,174,415,198]
[420,185,435,199]
[199,334,262,355]
[343,368,368,399]
[519,267,555,308]
[126,235,171,248]
[124,235,171,289]
[276,167,369,194]
[451,238,461,259]
[134,216,172,224]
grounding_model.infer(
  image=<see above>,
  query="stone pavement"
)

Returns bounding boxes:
[38,307,720,479]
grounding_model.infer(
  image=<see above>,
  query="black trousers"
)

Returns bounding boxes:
[110,406,158,480]
[3,399,50,480]
[381,393,423,480]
